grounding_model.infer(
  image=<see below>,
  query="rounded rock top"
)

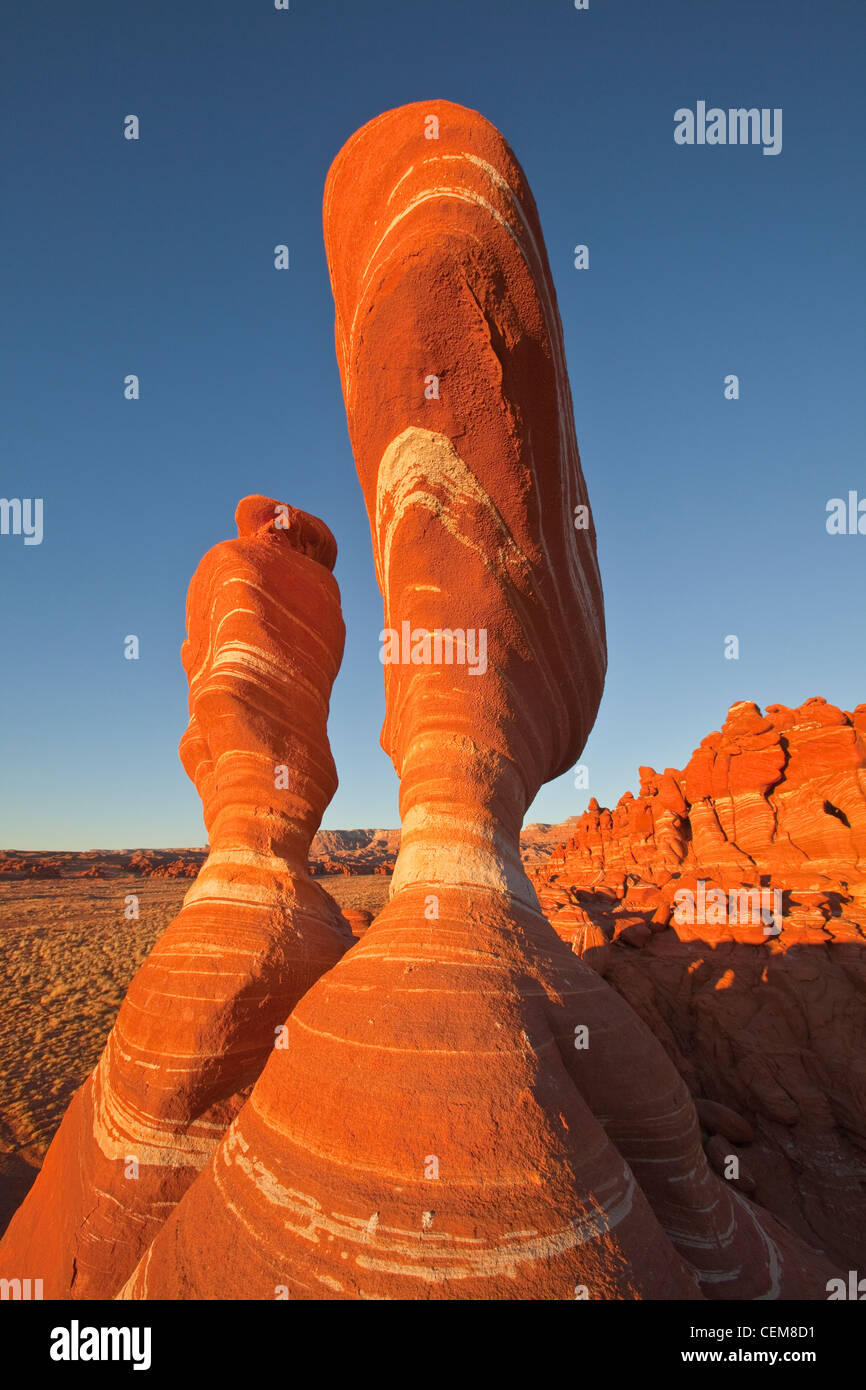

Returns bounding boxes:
[234,494,338,572]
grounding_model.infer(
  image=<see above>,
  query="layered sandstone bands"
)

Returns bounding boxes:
[325,100,606,907]
[0,496,353,1297]
[123,104,830,1299]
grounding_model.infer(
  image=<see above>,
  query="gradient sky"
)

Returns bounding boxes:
[2,0,864,849]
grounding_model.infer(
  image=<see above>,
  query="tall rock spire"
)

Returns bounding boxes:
[120,104,830,1300]
[0,496,353,1297]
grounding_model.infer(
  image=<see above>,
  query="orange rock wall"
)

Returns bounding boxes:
[530,697,866,1265]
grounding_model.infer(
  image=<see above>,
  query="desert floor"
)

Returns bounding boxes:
[0,874,390,1235]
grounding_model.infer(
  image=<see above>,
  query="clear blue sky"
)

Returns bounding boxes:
[2,0,864,849]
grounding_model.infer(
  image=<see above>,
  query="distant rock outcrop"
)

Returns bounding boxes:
[0,496,353,1298]
[520,817,584,863]
[308,828,399,876]
[0,850,207,881]
[0,824,569,881]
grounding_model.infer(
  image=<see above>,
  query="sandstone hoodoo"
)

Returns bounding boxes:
[122,103,831,1299]
[0,496,354,1298]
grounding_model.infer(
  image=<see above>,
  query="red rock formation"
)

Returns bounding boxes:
[309,827,400,876]
[128,850,203,879]
[341,908,374,939]
[0,826,560,880]
[0,855,64,879]
[532,697,866,947]
[121,104,829,1300]
[520,817,583,863]
[530,697,866,1265]
[0,849,209,880]
[0,495,353,1298]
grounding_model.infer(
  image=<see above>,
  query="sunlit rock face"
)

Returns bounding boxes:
[122,105,829,1301]
[531,696,866,1268]
[533,697,866,948]
[0,496,353,1298]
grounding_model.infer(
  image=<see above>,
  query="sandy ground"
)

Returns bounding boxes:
[0,874,390,1236]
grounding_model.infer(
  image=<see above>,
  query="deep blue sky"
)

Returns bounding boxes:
[2,0,864,848]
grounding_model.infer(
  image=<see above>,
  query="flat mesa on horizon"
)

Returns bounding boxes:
[0,823,578,879]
